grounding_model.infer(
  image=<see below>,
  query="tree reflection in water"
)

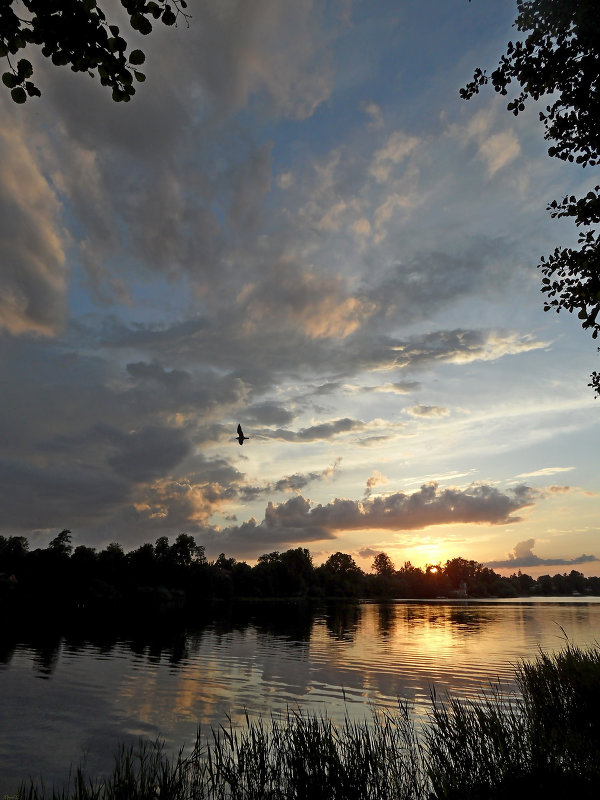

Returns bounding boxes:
[324,601,362,642]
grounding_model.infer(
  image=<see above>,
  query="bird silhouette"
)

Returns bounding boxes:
[236,423,250,445]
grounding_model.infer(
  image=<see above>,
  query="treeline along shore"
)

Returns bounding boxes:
[1,530,599,620]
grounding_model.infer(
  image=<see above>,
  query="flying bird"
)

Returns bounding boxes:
[236,423,250,445]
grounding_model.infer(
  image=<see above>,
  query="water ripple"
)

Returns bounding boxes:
[1,599,599,793]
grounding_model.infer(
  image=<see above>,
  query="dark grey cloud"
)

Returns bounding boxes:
[126,360,191,390]
[0,458,127,530]
[357,547,381,560]
[364,470,387,499]
[485,538,599,569]
[245,401,295,427]
[238,460,340,501]
[107,425,192,482]
[313,382,343,395]
[0,312,546,548]
[19,0,337,314]
[266,418,364,442]
[94,312,544,394]
[204,482,538,558]
[361,238,514,325]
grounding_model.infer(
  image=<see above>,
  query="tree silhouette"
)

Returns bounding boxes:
[462,0,600,393]
[372,552,395,576]
[0,0,189,103]
[48,528,73,557]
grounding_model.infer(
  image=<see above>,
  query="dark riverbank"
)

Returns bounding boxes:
[2,533,599,625]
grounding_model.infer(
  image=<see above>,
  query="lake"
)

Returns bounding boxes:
[1,597,599,793]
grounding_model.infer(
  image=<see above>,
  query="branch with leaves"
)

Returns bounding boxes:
[0,0,190,103]
[462,0,600,393]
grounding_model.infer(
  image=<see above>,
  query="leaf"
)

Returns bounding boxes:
[138,16,153,35]
[17,59,33,79]
[25,81,40,97]
[134,70,146,82]
[129,49,145,65]
[131,13,152,35]
[2,72,19,88]
[10,86,27,103]
[162,9,177,25]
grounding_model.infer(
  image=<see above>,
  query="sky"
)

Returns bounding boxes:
[1,0,598,576]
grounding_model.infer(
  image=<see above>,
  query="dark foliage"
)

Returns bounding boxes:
[462,0,600,392]
[0,0,190,103]
[1,535,599,621]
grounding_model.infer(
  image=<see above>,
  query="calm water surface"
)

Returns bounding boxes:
[1,598,599,792]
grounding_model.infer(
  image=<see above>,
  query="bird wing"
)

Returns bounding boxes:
[237,423,243,436]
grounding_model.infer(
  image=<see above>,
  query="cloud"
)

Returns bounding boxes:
[479,130,521,177]
[239,460,340,500]
[361,101,384,130]
[126,360,191,390]
[266,418,364,442]
[0,457,128,530]
[485,538,599,569]
[357,547,381,559]
[364,470,388,498]
[245,401,295,427]
[400,330,549,366]
[406,405,450,418]
[370,131,419,183]
[97,313,547,394]
[206,482,538,557]
[449,106,521,178]
[185,0,337,120]
[0,4,593,561]
[0,108,67,335]
[358,381,421,395]
[516,467,575,478]
[106,425,192,482]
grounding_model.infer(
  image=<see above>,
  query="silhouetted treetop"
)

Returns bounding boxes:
[0,0,190,104]
[48,528,72,557]
[372,552,395,576]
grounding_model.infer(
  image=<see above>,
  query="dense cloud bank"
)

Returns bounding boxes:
[200,482,538,557]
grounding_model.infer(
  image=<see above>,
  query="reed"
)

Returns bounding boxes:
[17,643,600,800]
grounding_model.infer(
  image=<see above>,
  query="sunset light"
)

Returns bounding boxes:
[2,1,600,794]
[0,0,598,574]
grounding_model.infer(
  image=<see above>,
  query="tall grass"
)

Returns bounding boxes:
[425,642,600,799]
[17,643,600,800]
